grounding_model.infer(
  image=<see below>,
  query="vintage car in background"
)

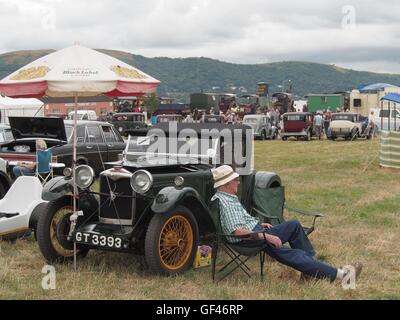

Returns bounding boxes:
[111,112,148,137]
[243,114,277,140]
[35,123,287,275]
[156,114,183,124]
[0,117,125,176]
[328,112,370,140]
[280,112,315,141]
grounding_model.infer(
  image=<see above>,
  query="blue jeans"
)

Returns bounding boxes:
[13,166,35,178]
[241,220,337,281]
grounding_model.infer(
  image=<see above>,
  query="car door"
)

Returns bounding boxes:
[101,125,125,162]
[85,124,107,172]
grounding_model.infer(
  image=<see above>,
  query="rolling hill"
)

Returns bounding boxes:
[1,48,400,102]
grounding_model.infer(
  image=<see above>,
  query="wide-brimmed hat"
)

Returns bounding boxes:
[211,165,239,188]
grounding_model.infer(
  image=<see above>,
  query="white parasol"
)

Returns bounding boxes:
[0,44,160,268]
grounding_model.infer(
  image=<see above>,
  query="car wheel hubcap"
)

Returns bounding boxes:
[158,215,193,270]
[49,206,75,257]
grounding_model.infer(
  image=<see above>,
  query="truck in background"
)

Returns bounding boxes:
[306,94,345,113]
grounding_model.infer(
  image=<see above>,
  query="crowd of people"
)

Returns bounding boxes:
[182,106,282,125]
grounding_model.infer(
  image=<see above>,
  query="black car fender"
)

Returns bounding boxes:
[0,170,12,197]
[42,176,74,201]
[151,186,214,234]
[151,186,201,213]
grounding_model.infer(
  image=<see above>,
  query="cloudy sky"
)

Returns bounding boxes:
[1,0,400,73]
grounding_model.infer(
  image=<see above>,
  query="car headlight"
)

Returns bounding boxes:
[130,170,153,194]
[75,165,95,189]
[63,167,72,178]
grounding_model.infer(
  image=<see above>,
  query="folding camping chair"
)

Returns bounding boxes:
[210,199,267,283]
[35,148,54,184]
[251,182,323,236]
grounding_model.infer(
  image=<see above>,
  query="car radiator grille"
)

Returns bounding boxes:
[99,175,135,225]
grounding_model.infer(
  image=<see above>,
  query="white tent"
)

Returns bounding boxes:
[0,95,44,124]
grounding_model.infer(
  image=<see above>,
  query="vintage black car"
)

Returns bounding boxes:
[111,112,148,137]
[0,117,125,176]
[36,123,282,275]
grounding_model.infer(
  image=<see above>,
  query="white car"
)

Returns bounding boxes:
[328,112,369,140]
[0,176,47,240]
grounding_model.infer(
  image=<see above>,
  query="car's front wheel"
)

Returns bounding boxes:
[37,196,89,263]
[145,206,199,275]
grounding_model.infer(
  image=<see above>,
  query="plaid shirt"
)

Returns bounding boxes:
[211,191,259,243]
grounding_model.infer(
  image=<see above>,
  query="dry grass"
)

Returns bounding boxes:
[1,136,400,300]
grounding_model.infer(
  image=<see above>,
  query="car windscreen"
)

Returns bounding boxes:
[125,135,219,163]
[285,115,306,121]
[331,114,354,121]
[243,118,258,124]
[65,125,86,143]
[68,113,84,120]
[65,126,73,142]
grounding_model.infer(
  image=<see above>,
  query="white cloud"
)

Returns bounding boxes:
[0,0,400,73]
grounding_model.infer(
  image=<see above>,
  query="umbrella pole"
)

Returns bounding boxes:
[73,94,78,272]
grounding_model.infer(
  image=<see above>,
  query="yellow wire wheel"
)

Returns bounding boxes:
[49,205,75,257]
[37,196,89,263]
[158,215,193,270]
[145,206,199,274]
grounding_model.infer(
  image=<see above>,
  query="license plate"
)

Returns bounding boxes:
[75,232,123,249]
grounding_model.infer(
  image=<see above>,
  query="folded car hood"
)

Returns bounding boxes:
[8,116,67,143]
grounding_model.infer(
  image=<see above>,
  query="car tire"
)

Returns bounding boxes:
[0,182,6,200]
[261,130,266,140]
[306,131,311,141]
[29,202,49,241]
[37,196,89,263]
[145,206,199,275]
[281,136,287,141]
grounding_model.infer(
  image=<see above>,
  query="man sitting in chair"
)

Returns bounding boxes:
[13,139,48,178]
[211,165,362,283]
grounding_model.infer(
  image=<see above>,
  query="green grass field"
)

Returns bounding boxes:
[1,137,400,299]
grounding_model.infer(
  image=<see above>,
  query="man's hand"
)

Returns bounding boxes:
[261,223,273,229]
[266,234,282,249]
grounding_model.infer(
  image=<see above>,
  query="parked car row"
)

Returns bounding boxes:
[280,112,372,141]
